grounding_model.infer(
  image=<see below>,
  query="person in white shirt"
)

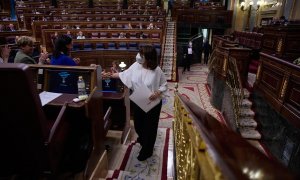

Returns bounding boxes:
[111,45,168,161]
[76,31,85,39]
[183,41,193,72]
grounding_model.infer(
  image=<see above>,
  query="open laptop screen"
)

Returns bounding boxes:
[102,78,119,92]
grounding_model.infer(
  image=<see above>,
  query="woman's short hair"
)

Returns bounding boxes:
[139,45,158,70]
[16,36,33,47]
[53,34,72,58]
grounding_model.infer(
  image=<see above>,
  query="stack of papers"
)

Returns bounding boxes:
[129,84,160,113]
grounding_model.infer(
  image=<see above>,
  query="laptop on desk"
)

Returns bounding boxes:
[102,78,120,92]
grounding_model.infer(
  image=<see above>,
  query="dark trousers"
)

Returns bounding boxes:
[132,100,162,155]
[183,54,192,72]
[204,53,209,64]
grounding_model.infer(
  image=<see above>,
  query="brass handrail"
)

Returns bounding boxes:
[174,92,224,180]
[226,56,244,130]
[208,48,217,71]
[173,91,295,179]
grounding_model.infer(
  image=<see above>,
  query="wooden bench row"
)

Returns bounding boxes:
[0,30,32,45]
[0,20,20,30]
[48,37,161,53]
[33,21,165,42]
[232,31,263,50]
[17,7,164,15]
[23,13,165,30]
[19,0,160,8]
[16,4,160,14]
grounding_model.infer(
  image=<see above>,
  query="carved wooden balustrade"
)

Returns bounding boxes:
[255,52,300,128]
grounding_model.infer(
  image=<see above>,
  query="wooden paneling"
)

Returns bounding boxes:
[175,9,233,28]
[261,25,300,62]
[212,45,251,87]
[71,50,137,68]
[32,21,165,42]
[255,53,300,128]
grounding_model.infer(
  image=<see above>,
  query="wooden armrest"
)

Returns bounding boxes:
[46,102,68,144]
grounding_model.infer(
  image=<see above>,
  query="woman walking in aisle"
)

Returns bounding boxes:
[111,45,168,161]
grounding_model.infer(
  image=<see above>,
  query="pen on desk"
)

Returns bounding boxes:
[147,101,152,105]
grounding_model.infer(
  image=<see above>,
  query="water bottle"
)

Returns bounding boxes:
[77,76,86,96]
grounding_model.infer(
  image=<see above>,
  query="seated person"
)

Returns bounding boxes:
[149,16,154,22]
[51,35,80,66]
[7,23,16,31]
[66,30,73,38]
[139,31,146,39]
[76,31,86,39]
[118,32,126,39]
[139,23,143,29]
[0,45,11,63]
[125,23,133,29]
[147,23,154,29]
[0,24,4,31]
[110,61,121,73]
[14,36,48,64]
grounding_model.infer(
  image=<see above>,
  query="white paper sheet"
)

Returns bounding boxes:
[129,84,160,113]
[39,91,62,106]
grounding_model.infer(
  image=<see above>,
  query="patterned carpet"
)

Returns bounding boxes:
[107,128,170,180]
[159,63,226,129]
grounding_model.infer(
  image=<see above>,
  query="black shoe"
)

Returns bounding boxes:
[137,152,152,161]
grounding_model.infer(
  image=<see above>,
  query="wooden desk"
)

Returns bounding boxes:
[46,90,130,178]
[101,89,131,144]
[47,91,131,144]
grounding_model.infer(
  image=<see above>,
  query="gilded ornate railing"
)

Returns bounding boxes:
[173,91,296,179]
[174,92,223,180]
[225,56,244,129]
[208,48,217,71]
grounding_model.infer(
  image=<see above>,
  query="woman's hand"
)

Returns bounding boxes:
[111,73,119,78]
[149,90,161,101]
[73,57,80,64]
[38,52,49,64]
[102,72,111,78]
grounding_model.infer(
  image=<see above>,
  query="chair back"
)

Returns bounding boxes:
[0,63,48,177]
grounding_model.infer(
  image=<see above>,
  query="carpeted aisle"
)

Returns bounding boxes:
[161,64,226,127]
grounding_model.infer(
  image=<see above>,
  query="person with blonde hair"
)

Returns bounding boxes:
[110,60,120,73]
[14,36,48,64]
